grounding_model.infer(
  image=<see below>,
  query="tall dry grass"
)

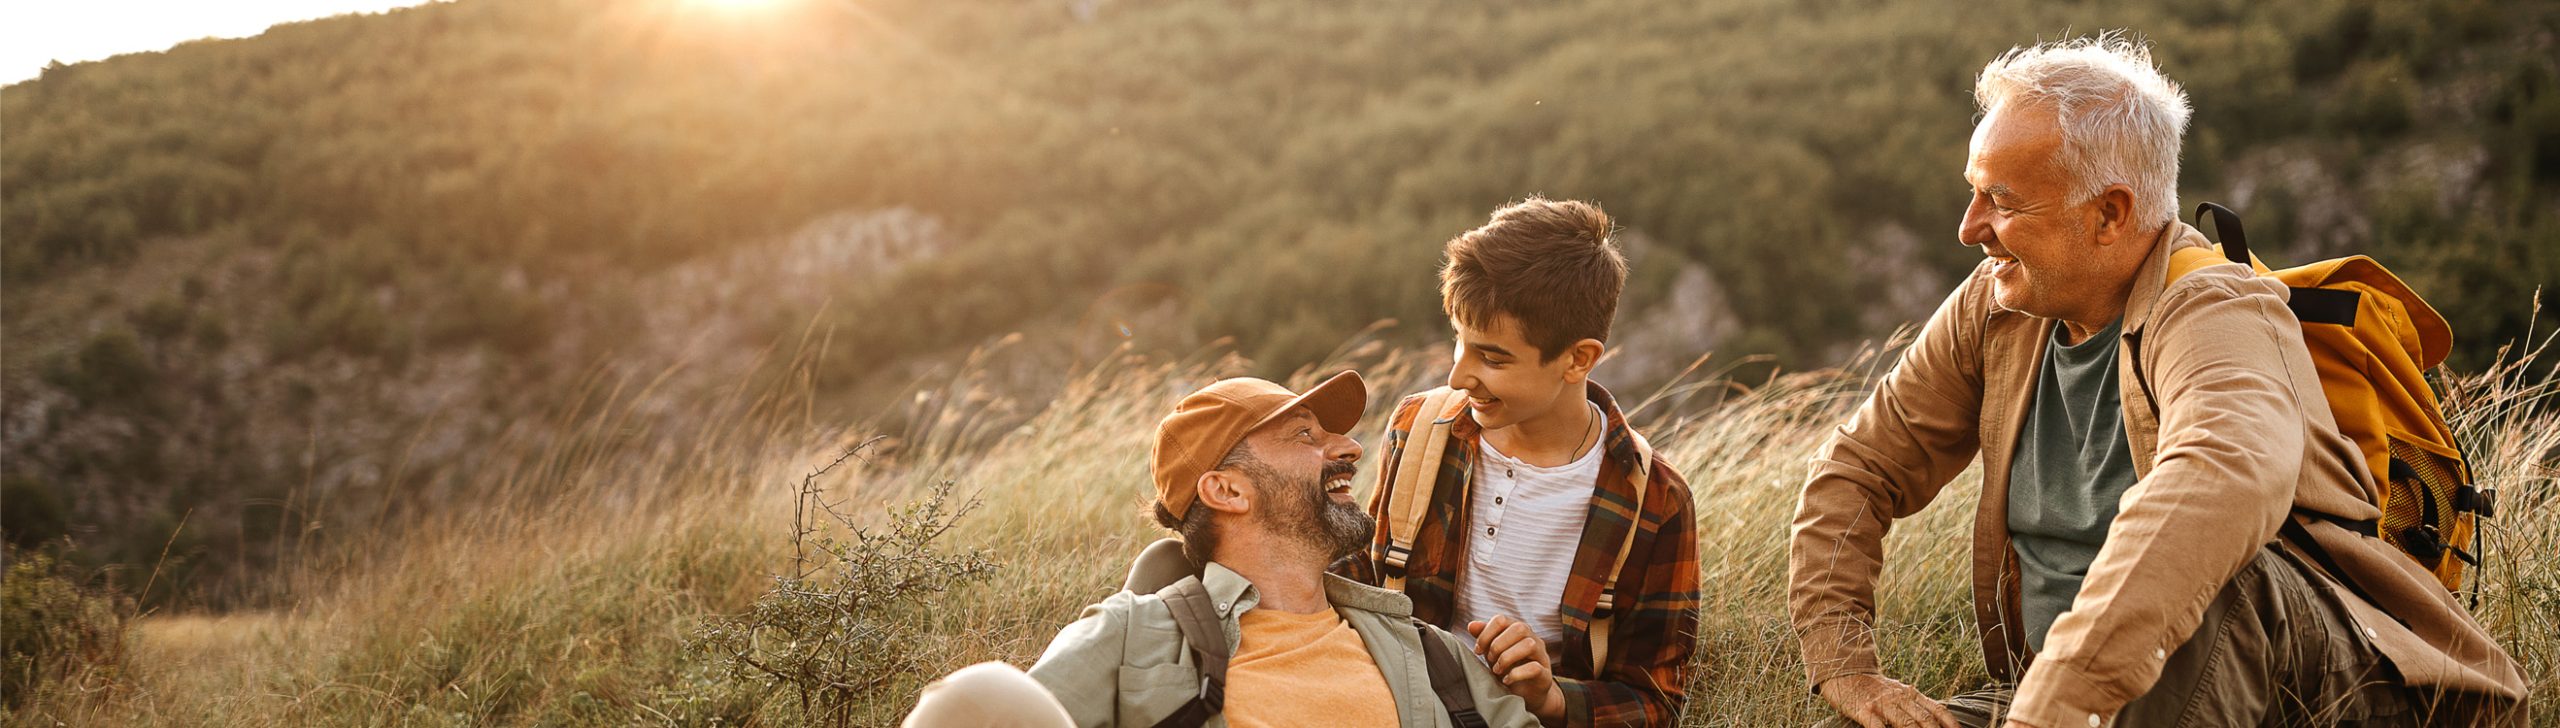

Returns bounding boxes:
[20,328,2557,726]
[2441,328,2560,707]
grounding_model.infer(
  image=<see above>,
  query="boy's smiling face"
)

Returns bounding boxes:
[1445,313,1595,432]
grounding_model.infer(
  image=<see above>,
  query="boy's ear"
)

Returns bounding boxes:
[1564,338,1604,378]
[1195,469,1253,516]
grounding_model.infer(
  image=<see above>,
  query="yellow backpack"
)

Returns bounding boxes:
[2167,202,2497,593]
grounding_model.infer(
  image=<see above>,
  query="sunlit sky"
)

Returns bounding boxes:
[1,0,443,84]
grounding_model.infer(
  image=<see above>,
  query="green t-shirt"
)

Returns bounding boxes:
[2007,318,2137,652]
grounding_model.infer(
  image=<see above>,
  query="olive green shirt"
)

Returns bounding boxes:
[2007,318,2137,652]
[1025,562,1537,728]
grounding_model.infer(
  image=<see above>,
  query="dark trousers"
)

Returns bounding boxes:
[1935,546,2423,727]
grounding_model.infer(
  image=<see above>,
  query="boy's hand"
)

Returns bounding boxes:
[1467,616,1565,724]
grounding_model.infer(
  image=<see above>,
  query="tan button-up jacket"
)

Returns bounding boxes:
[1788,222,2527,727]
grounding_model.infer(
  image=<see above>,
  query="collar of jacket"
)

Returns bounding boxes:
[1587,380,1653,480]
[1202,560,1418,621]
[2117,221,2214,337]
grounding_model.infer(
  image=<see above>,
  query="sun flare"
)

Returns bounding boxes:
[688,0,786,11]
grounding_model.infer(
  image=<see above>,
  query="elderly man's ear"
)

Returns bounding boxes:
[2094,183,2139,246]
[1195,469,1255,516]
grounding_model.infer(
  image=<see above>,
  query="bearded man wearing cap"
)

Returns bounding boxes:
[905,372,1542,728]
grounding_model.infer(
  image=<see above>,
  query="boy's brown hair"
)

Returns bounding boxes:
[1440,197,1627,362]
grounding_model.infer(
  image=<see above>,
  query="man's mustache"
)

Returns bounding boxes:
[1322,461,1358,482]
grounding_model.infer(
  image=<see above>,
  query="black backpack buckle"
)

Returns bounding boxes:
[1196,675,1224,710]
[2399,524,2448,564]
[2456,485,2496,519]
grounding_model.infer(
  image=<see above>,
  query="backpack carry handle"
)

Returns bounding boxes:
[2193,202,2251,266]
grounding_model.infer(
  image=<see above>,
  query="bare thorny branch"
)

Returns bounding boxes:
[691,435,998,727]
[792,436,889,580]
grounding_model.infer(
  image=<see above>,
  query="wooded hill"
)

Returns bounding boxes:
[4,0,2555,607]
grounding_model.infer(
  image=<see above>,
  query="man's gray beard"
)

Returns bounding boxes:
[1246,459,1375,563]
[1316,497,1377,563]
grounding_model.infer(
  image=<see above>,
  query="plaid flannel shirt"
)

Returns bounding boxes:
[1333,381,1699,727]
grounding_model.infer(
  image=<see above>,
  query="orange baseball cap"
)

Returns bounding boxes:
[1150,371,1367,520]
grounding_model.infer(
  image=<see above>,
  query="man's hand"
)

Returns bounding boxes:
[1466,616,1565,725]
[1818,673,1959,728]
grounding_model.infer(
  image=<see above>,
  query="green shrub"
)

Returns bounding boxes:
[2326,56,2417,135]
[129,297,193,343]
[0,477,71,549]
[1,551,130,712]
[190,314,232,352]
[42,326,155,407]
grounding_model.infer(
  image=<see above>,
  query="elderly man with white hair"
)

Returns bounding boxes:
[1787,35,2526,728]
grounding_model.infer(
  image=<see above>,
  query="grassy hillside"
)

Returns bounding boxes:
[10,335,2555,725]
[7,0,2560,609]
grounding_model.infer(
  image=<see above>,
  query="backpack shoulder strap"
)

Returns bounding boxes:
[2186,202,2365,329]
[1590,428,1655,673]
[1412,619,1492,728]
[1152,579,1230,728]
[1383,387,1469,592]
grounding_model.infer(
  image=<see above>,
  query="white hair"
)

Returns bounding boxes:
[1974,33,2193,230]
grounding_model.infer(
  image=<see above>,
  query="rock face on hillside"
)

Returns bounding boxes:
[1600,229,1742,391]
[1834,222,1950,363]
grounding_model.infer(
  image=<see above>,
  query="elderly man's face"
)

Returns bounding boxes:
[1959,103,2124,326]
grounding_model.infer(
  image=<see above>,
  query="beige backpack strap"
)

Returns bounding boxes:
[1590,429,1655,673]
[1382,387,1466,592]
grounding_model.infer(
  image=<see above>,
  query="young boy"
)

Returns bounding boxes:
[1336,198,1699,727]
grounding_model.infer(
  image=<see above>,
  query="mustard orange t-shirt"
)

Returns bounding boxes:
[1223,606,1398,727]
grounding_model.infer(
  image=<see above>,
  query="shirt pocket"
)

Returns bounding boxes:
[1116,662,1200,726]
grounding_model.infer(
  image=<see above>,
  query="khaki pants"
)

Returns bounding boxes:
[1934,546,2425,727]
[904,661,1075,728]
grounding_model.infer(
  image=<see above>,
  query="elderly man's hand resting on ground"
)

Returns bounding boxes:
[1468,615,1565,726]
[1820,673,1959,728]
